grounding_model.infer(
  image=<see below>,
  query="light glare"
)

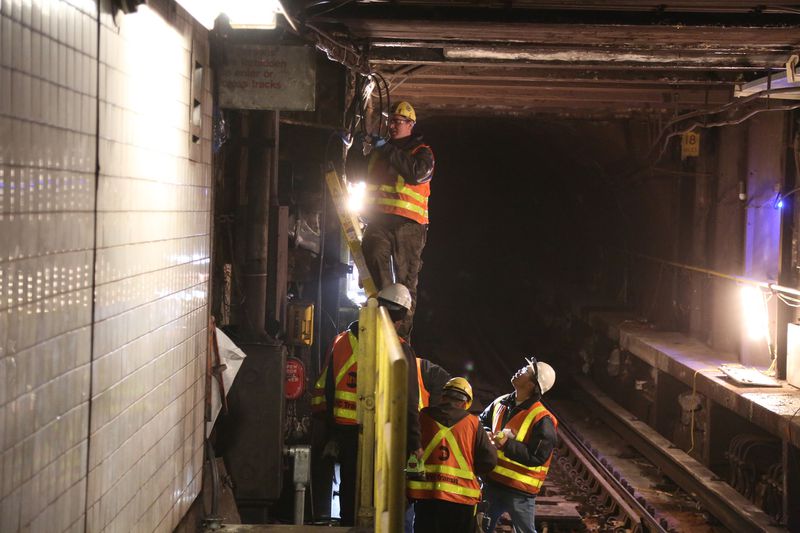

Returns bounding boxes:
[173,0,282,30]
[227,0,279,29]
[346,264,367,305]
[740,286,769,341]
[174,0,220,29]
[346,181,367,214]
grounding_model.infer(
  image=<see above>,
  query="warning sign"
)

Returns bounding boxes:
[681,131,700,159]
[219,45,316,111]
[285,358,306,400]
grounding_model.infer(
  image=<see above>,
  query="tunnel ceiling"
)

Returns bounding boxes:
[298,0,800,117]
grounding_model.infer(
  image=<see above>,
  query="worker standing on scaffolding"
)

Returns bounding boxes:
[347,101,435,339]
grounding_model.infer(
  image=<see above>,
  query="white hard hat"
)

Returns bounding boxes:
[525,357,556,395]
[377,283,412,311]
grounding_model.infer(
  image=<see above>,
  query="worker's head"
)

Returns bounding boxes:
[441,377,473,410]
[511,356,556,398]
[389,101,416,140]
[377,283,412,323]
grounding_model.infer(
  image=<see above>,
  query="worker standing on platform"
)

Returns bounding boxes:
[408,378,498,533]
[321,283,422,526]
[480,358,558,533]
[346,101,435,339]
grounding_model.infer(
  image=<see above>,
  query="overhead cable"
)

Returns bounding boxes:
[650,87,800,163]
[621,249,800,300]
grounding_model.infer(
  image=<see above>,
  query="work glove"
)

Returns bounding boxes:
[336,130,353,149]
[370,135,387,149]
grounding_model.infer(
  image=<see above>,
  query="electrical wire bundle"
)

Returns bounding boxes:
[755,462,784,522]
[649,87,800,164]
[343,71,393,146]
[725,434,781,505]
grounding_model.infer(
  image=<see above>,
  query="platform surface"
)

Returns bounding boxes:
[583,308,800,447]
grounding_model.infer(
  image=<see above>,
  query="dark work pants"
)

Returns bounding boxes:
[337,428,359,526]
[362,215,427,338]
[413,499,476,533]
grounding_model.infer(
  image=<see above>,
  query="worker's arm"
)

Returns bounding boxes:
[379,142,434,185]
[473,419,499,475]
[421,359,451,406]
[402,343,422,452]
[502,416,557,467]
[478,399,496,432]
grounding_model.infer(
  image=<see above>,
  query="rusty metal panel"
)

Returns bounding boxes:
[220,45,316,111]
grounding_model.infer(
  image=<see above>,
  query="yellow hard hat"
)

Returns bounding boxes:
[393,101,416,122]
[442,377,473,409]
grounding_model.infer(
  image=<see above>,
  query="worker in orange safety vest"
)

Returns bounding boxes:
[346,101,434,339]
[479,357,558,533]
[314,356,448,419]
[408,377,497,532]
[316,283,422,526]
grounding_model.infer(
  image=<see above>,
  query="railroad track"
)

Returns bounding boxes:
[545,408,672,533]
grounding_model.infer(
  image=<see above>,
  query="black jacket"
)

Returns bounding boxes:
[326,321,421,452]
[346,133,435,188]
[479,392,557,497]
[422,403,497,476]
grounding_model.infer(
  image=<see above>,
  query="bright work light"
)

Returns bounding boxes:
[346,181,367,214]
[740,286,769,341]
[174,0,285,30]
[227,0,279,29]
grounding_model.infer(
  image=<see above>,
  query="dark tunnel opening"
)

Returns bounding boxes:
[411,116,629,402]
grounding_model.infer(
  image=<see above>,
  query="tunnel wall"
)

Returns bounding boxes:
[1,1,211,532]
[614,113,792,366]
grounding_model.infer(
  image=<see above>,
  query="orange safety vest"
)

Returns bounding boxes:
[417,358,430,409]
[488,398,557,495]
[329,331,359,425]
[365,145,431,224]
[407,410,482,505]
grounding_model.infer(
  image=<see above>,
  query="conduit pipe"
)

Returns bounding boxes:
[622,250,800,299]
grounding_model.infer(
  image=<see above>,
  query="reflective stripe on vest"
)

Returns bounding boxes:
[331,332,359,425]
[311,365,328,414]
[407,411,482,504]
[365,147,431,224]
[417,358,430,409]
[488,399,557,495]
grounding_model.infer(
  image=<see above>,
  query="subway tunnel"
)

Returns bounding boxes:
[2,1,800,532]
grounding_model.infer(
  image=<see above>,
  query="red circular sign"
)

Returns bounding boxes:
[285,358,306,400]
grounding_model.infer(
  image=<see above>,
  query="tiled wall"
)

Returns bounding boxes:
[0,1,212,531]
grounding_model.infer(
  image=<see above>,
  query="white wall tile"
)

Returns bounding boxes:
[2,1,211,532]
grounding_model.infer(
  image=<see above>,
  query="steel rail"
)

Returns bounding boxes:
[550,406,670,533]
[573,376,786,533]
